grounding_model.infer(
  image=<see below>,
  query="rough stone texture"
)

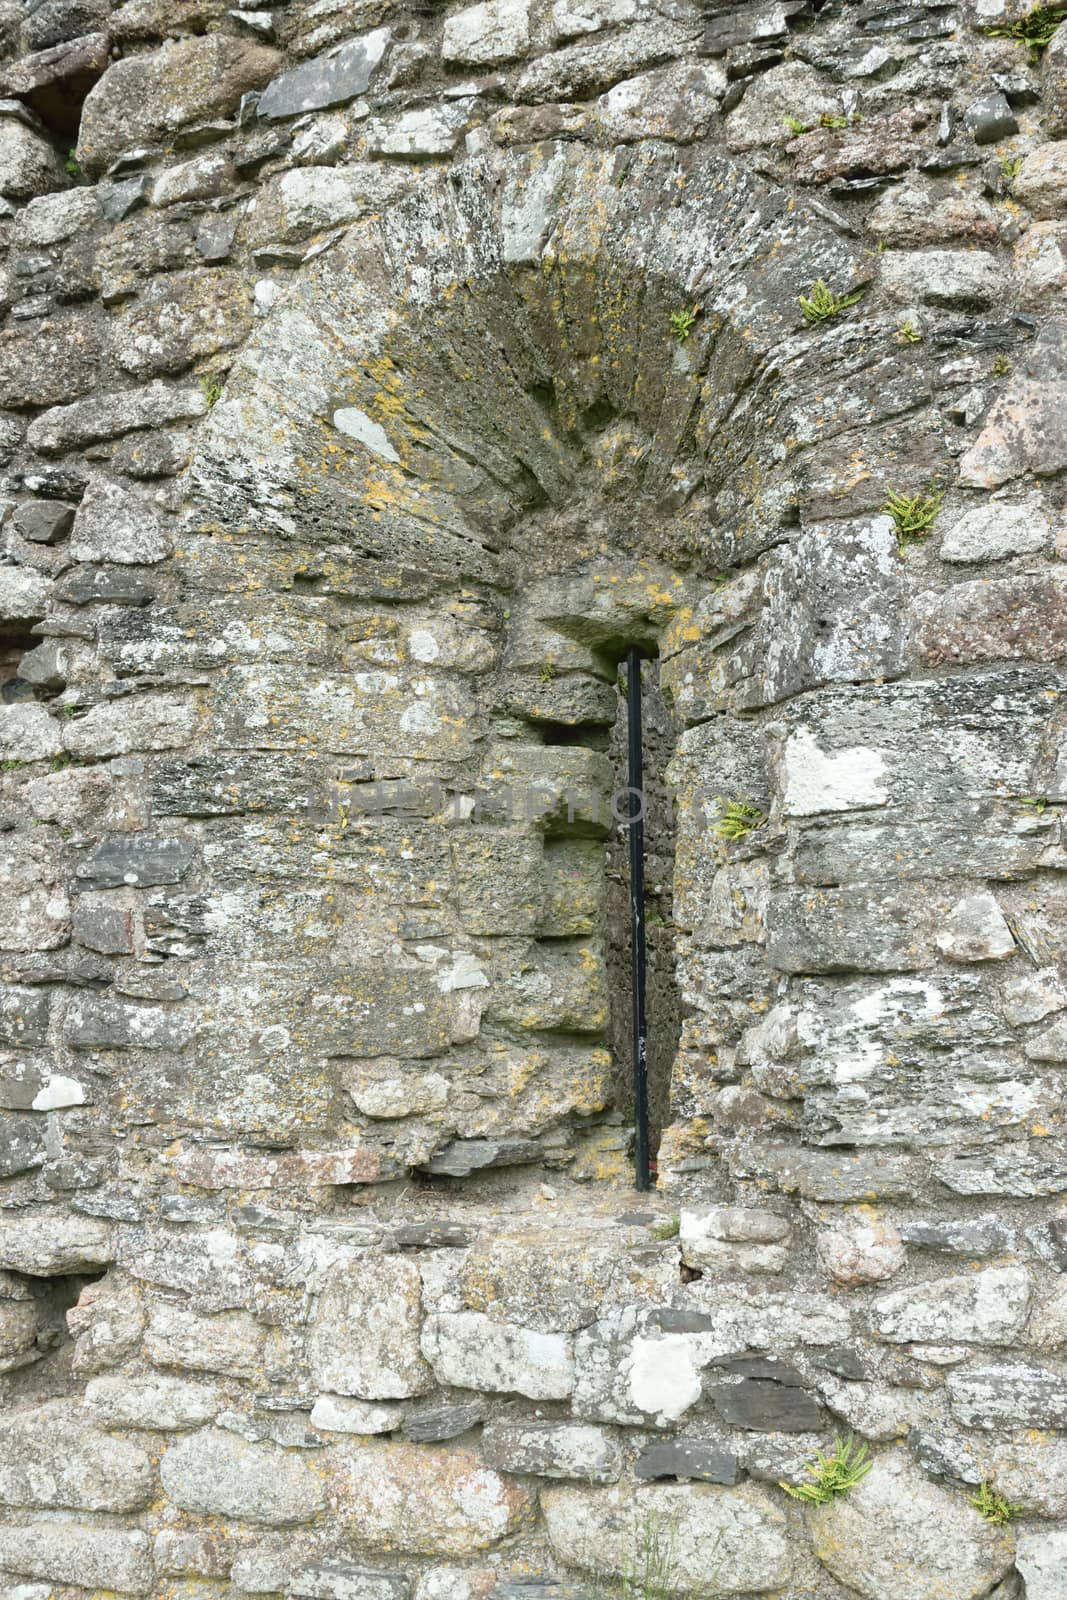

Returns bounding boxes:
[328,1442,533,1554]
[809,1451,1015,1600]
[542,1482,791,1594]
[0,0,1063,1588]
[77,35,282,173]
[160,1428,326,1524]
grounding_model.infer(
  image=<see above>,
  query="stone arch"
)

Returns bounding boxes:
[173,139,890,1182]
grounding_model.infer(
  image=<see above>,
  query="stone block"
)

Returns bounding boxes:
[0,118,63,199]
[947,1361,1067,1429]
[76,835,192,889]
[0,313,101,407]
[0,1401,153,1512]
[934,892,1016,962]
[542,1481,791,1594]
[160,1427,325,1524]
[69,475,172,565]
[873,1267,1031,1345]
[680,1206,791,1274]
[881,249,1002,307]
[422,1311,574,1399]
[808,1450,1014,1600]
[77,34,282,173]
[0,985,50,1047]
[257,29,390,119]
[27,381,207,453]
[914,573,1067,668]
[1014,140,1067,219]
[634,1440,740,1484]
[308,1256,432,1400]
[0,1210,111,1274]
[443,0,530,64]
[64,993,195,1051]
[143,1304,264,1377]
[112,269,254,378]
[481,1421,621,1482]
[940,497,1052,562]
[85,1374,218,1430]
[310,1395,405,1435]
[327,1441,533,1554]
[0,1523,153,1594]
[62,694,197,759]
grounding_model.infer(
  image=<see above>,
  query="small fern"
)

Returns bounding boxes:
[896,319,922,344]
[537,661,556,683]
[783,114,811,135]
[984,4,1067,52]
[969,1481,1023,1526]
[883,486,944,549]
[799,278,865,324]
[201,376,224,407]
[781,1436,873,1505]
[993,352,1014,376]
[712,798,766,842]
[670,305,699,343]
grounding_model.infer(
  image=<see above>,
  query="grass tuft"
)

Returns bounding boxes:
[984,4,1067,51]
[781,1436,873,1505]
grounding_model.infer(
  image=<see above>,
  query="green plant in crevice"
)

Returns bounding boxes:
[619,1512,680,1600]
[883,485,944,549]
[648,1214,680,1240]
[65,149,80,177]
[1000,152,1023,185]
[969,1481,1023,1526]
[783,114,812,135]
[817,111,851,129]
[1019,794,1049,814]
[781,1435,873,1505]
[711,797,766,842]
[984,4,1067,52]
[799,278,865,324]
[896,319,923,344]
[201,376,224,407]
[669,305,699,343]
[537,661,556,683]
[993,352,1014,376]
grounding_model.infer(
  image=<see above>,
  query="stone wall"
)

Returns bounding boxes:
[1,0,1067,1594]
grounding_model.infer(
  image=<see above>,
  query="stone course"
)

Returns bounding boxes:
[0,0,1064,1595]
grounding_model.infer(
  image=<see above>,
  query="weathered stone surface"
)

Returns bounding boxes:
[310,1395,405,1435]
[874,1267,1031,1345]
[866,179,997,246]
[76,835,192,889]
[790,105,933,184]
[62,693,197,759]
[257,29,390,119]
[0,1300,38,1365]
[593,62,725,144]
[515,20,699,102]
[403,1399,487,1443]
[0,117,63,198]
[241,164,411,246]
[940,497,1052,562]
[817,1220,905,1288]
[68,1278,145,1375]
[69,474,172,565]
[680,1206,791,1274]
[85,1374,218,1429]
[481,1421,621,1482]
[11,498,76,544]
[1017,1528,1067,1600]
[1014,140,1067,219]
[725,60,839,151]
[809,1450,1015,1600]
[0,1211,110,1274]
[542,1482,791,1594]
[113,269,253,377]
[150,151,235,208]
[947,1361,1067,1429]
[308,1255,431,1399]
[0,1523,153,1594]
[0,565,51,625]
[913,574,1067,666]
[27,381,208,452]
[881,249,1002,307]
[0,1402,152,1511]
[161,1427,325,1524]
[935,892,1016,962]
[143,1304,264,1376]
[422,1312,574,1399]
[958,319,1067,487]
[77,35,282,173]
[709,1371,824,1433]
[0,314,101,407]
[443,0,529,64]
[0,703,63,763]
[328,1441,532,1554]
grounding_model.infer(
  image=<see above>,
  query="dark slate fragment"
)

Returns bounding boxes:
[965,91,1018,146]
[76,835,193,889]
[11,498,74,545]
[423,1138,542,1177]
[402,1400,487,1443]
[0,1114,45,1178]
[257,32,389,121]
[0,985,51,1046]
[709,1378,825,1432]
[635,1439,740,1484]
[289,1564,409,1600]
[55,565,157,606]
[709,1354,807,1386]
[899,1217,1013,1256]
[393,1222,472,1249]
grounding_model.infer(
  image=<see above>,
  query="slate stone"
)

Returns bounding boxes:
[393,1222,473,1249]
[257,30,391,120]
[709,1377,825,1432]
[965,91,1018,145]
[948,1362,1067,1430]
[11,498,75,543]
[424,1138,543,1176]
[635,1440,740,1484]
[899,1217,1014,1257]
[402,1400,487,1443]
[0,1116,45,1178]
[289,1564,410,1600]
[0,985,50,1046]
[54,566,158,606]
[481,1421,621,1482]
[76,836,193,889]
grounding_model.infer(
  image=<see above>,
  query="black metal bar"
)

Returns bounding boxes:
[626,646,650,1191]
